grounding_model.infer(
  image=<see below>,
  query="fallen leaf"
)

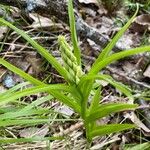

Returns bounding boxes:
[136,14,150,28]
[125,112,150,134]
[19,125,49,138]
[131,14,150,33]
[143,65,150,78]
[116,33,139,50]
[28,13,63,29]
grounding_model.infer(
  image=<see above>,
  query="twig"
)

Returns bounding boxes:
[53,122,83,137]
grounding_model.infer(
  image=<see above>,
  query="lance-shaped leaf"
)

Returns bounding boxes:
[79,74,133,101]
[91,4,139,69]
[0,59,81,113]
[0,96,53,120]
[68,0,81,65]
[125,142,150,150]
[89,124,136,139]
[87,103,137,122]
[0,18,71,82]
[0,84,80,113]
[0,136,62,144]
[89,46,150,75]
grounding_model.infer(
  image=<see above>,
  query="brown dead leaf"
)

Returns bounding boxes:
[19,125,49,138]
[143,65,150,78]
[136,14,150,28]
[131,14,150,33]
[28,13,63,29]
[125,112,150,135]
[25,54,43,76]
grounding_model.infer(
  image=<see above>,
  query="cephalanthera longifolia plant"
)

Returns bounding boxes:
[0,0,150,142]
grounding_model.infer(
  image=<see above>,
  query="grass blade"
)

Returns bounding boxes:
[0,84,71,105]
[0,58,44,85]
[68,0,81,65]
[0,84,81,114]
[92,4,139,68]
[0,18,70,82]
[125,142,150,150]
[0,95,54,120]
[50,91,81,113]
[89,46,150,75]
[0,108,50,120]
[0,82,30,99]
[89,124,135,138]
[21,95,53,111]
[0,119,56,127]
[95,74,133,100]
[0,59,80,113]
[0,137,63,144]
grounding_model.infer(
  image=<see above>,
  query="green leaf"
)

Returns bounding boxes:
[79,74,133,100]
[50,90,81,113]
[89,86,101,112]
[0,58,44,85]
[0,84,80,113]
[89,46,150,75]
[96,74,133,100]
[0,119,62,127]
[0,96,54,120]
[0,59,80,113]
[0,18,70,82]
[89,124,135,138]
[0,137,63,144]
[68,0,81,65]
[92,4,139,68]
[125,142,150,150]
[0,82,30,99]
[88,87,102,132]
[21,95,53,112]
[79,79,94,119]
[78,77,93,100]
[99,75,133,99]
[0,108,50,120]
[87,103,137,122]
[0,84,70,105]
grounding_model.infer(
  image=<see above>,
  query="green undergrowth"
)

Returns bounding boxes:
[125,0,150,13]
[0,0,150,146]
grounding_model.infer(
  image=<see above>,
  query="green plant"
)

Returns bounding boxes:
[128,0,150,5]
[124,142,150,150]
[0,0,150,143]
[125,0,150,12]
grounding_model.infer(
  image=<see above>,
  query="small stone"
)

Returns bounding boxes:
[3,74,16,88]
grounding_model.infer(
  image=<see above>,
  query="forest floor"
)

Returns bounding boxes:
[0,0,150,149]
